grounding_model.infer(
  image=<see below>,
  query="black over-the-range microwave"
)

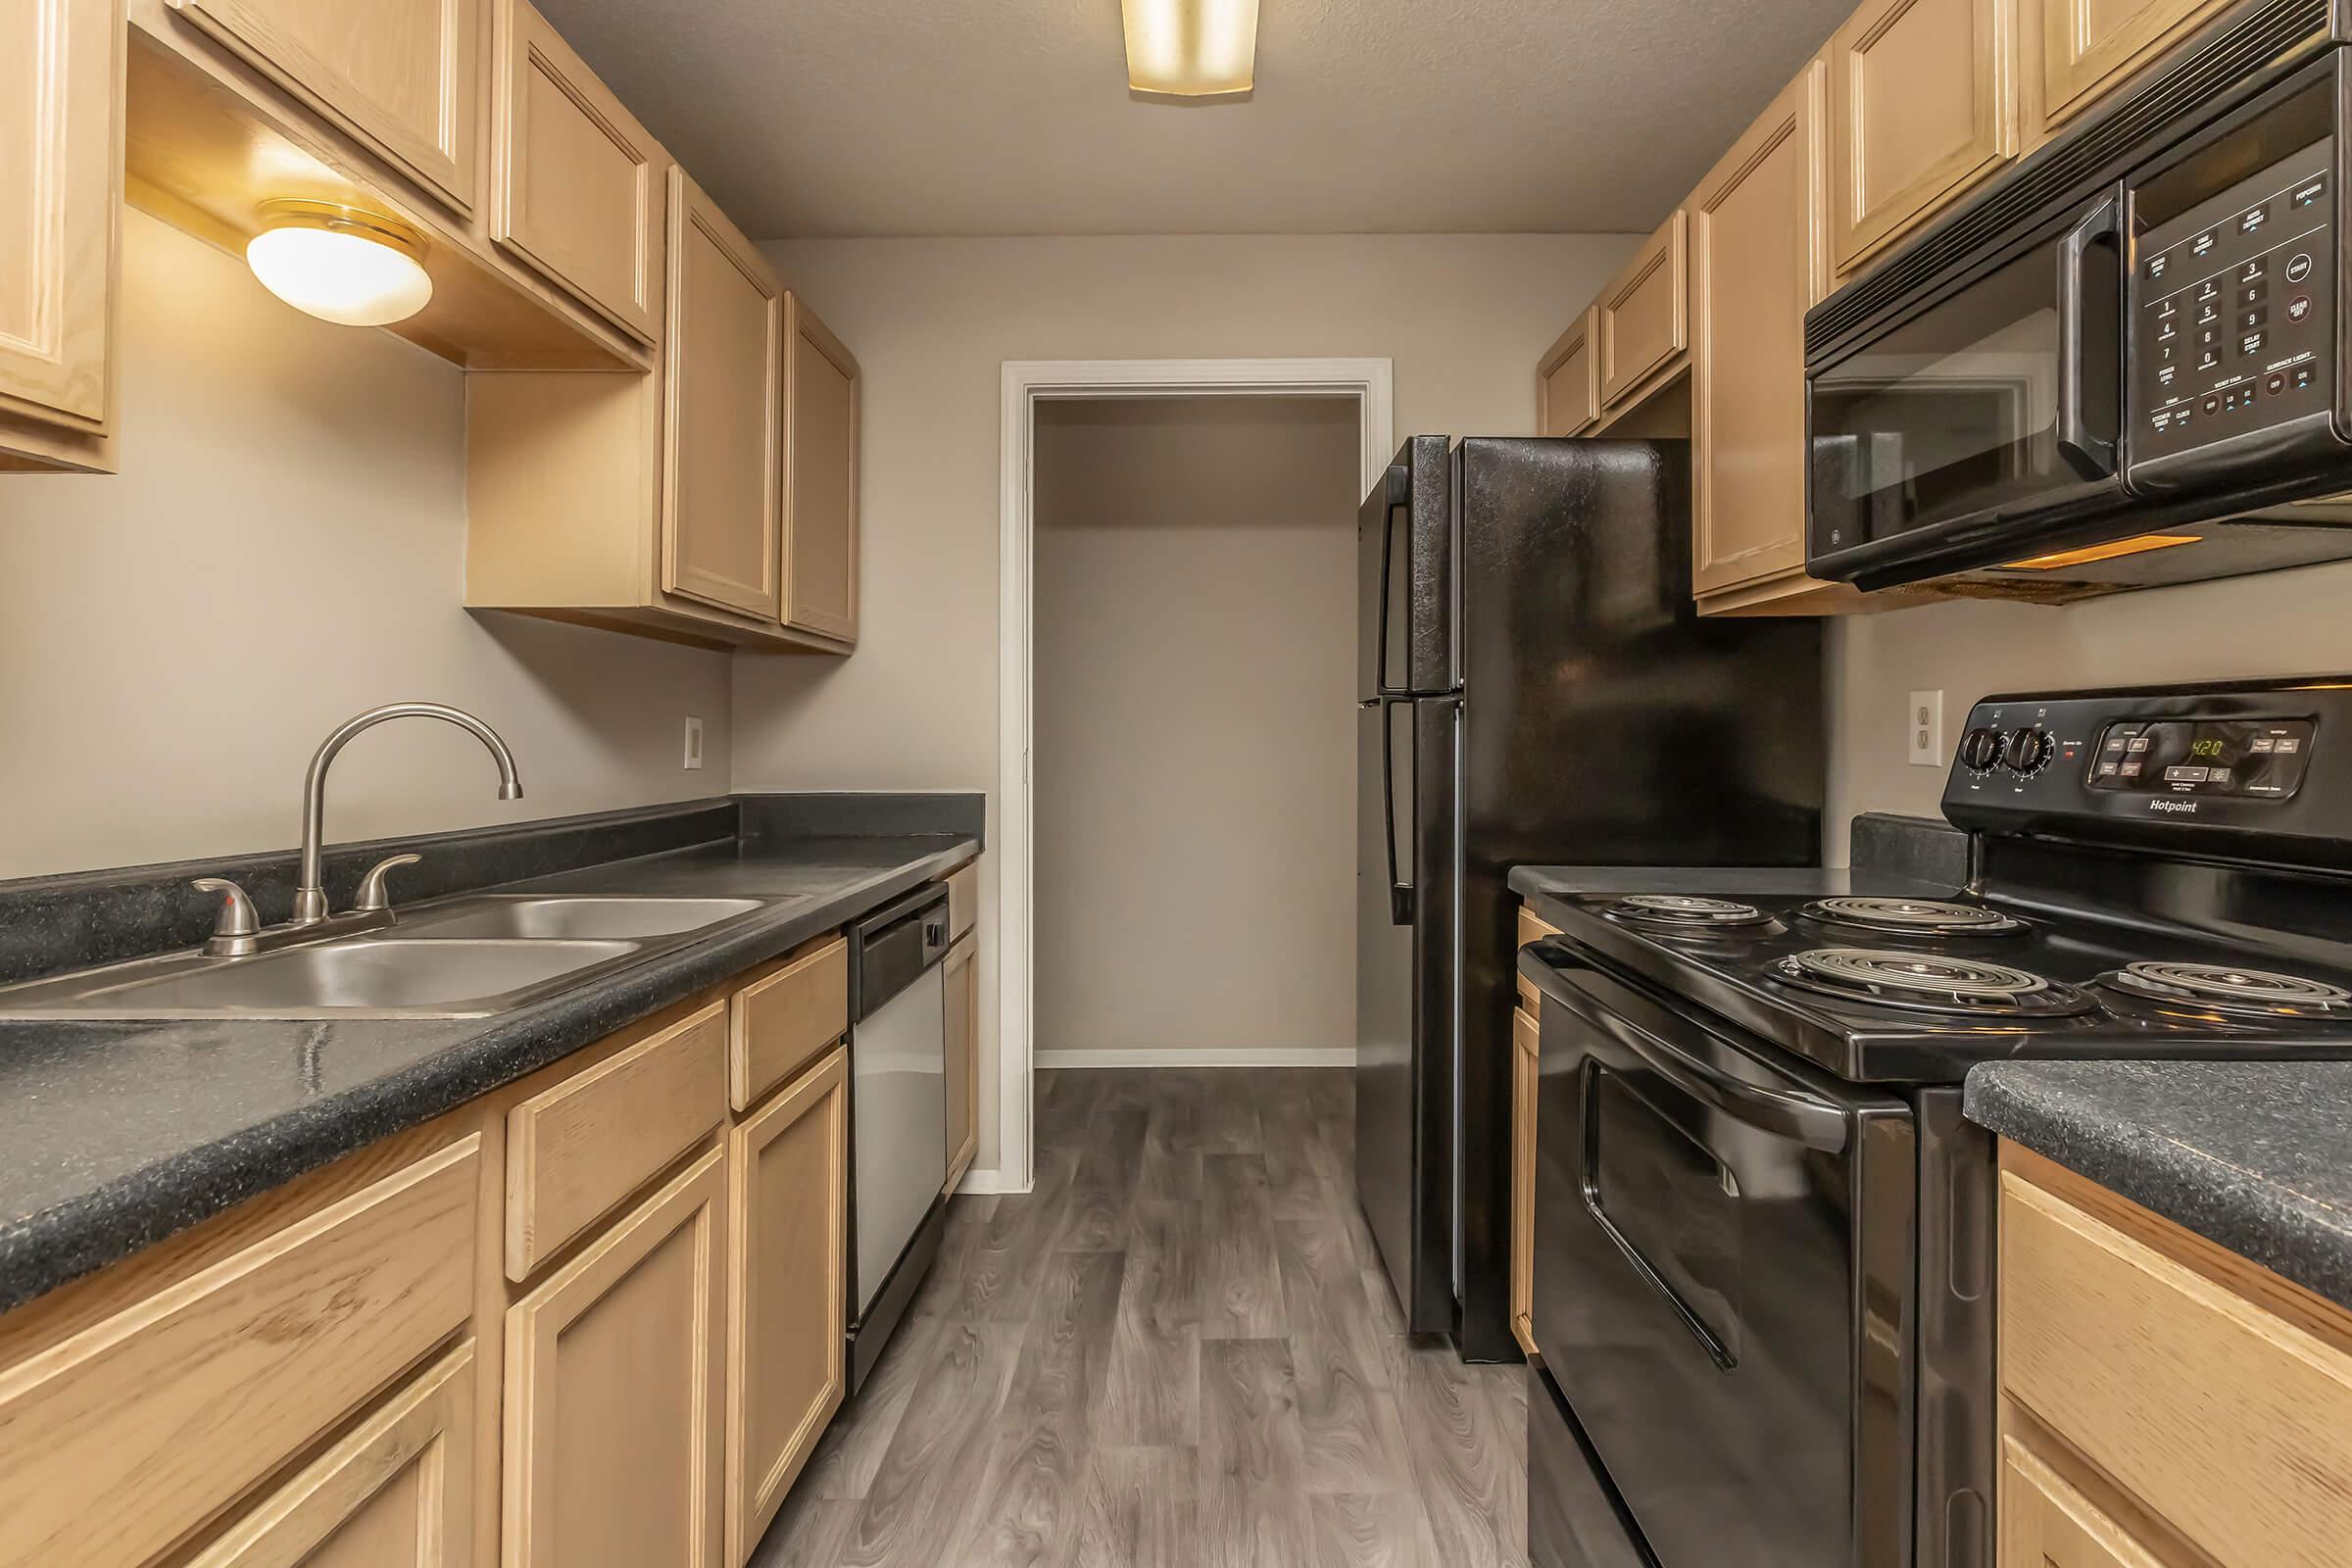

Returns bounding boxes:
[1803,0,2352,602]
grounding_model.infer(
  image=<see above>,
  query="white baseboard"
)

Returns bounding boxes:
[952,1165,1030,1196]
[1034,1047,1357,1069]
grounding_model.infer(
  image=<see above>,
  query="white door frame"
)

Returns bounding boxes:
[981,358,1396,1196]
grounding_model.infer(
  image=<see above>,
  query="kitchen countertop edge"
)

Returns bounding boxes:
[0,835,976,1317]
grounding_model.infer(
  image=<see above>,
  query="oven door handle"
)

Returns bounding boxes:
[1529,951,1854,1152]
[2055,190,2123,481]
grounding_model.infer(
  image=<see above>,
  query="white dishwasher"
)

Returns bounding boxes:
[845,883,950,1392]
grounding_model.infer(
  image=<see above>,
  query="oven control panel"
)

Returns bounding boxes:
[2130,142,2334,464]
[1942,683,2352,862]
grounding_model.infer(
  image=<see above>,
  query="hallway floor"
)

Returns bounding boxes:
[752,1067,1530,1567]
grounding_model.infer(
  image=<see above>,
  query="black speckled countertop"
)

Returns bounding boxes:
[0,830,975,1315]
[1967,1061,2352,1311]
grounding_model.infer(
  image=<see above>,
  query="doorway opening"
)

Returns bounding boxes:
[993,360,1393,1194]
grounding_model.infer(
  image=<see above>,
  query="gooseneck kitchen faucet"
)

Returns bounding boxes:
[289,703,523,925]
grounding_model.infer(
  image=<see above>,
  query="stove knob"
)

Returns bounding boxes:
[1959,726,2004,772]
[2003,726,2053,775]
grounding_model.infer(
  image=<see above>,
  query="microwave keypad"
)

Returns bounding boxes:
[2131,144,2333,464]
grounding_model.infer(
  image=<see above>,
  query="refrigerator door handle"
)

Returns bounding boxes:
[1380,698,1414,925]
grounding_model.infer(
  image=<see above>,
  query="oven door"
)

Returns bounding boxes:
[1525,948,1916,1568]
[1807,189,2126,586]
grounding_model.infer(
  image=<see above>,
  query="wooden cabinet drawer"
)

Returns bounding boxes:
[1516,905,1560,1015]
[167,0,481,216]
[491,0,663,343]
[1999,1168,2352,1567]
[507,1000,726,1279]
[188,1344,475,1568]
[730,935,849,1111]
[945,862,978,941]
[0,1137,478,1568]
[1596,212,1689,409]
[1538,309,1598,436]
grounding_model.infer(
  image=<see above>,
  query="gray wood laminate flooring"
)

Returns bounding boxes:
[752,1067,1529,1568]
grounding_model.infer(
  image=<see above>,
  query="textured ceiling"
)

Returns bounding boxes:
[530,0,1854,238]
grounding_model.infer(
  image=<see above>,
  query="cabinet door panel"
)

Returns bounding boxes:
[1998,1435,2176,1568]
[1830,0,2013,272]
[492,0,661,342]
[168,0,479,214]
[725,1048,848,1565]
[1691,64,1828,598]
[662,169,782,622]
[1511,1005,1539,1356]
[1538,310,1598,436]
[0,0,120,437]
[782,295,860,644]
[943,934,978,1195]
[1597,212,1688,409]
[2034,0,2231,132]
[188,1347,475,1568]
[506,1147,726,1568]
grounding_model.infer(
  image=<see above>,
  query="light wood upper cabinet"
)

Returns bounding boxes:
[505,1146,727,1568]
[943,933,978,1196]
[0,0,122,471]
[1510,1004,1539,1357]
[188,1346,477,1568]
[662,168,784,623]
[1596,212,1690,410]
[1690,64,1831,604]
[167,0,481,216]
[724,1048,848,1567]
[1538,309,1599,437]
[781,294,861,646]
[1828,0,2015,275]
[2020,0,2232,147]
[491,0,662,343]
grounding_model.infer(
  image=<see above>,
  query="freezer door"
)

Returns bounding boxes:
[1354,696,1458,1335]
[1357,436,1455,700]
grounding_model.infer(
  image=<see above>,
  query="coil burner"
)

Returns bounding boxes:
[2099,960,2352,1019]
[1772,948,2093,1017]
[1604,895,1773,932]
[1799,896,2022,937]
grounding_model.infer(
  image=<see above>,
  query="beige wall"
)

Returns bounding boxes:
[1034,397,1358,1060]
[731,231,1634,1170]
[1826,564,2352,860]
[0,210,732,880]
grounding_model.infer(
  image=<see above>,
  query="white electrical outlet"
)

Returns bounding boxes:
[1908,691,1943,766]
[683,716,705,771]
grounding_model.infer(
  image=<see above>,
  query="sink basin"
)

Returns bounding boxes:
[0,938,643,1019]
[397,895,764,941]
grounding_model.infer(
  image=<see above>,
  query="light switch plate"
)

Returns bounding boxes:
[1908,691,1942,767]
[683,716,705,770]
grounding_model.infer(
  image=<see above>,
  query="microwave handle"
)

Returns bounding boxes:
[2056,192,2123,480]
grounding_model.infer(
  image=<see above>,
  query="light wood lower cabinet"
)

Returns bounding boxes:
[189,1345,477,1568]
[1997,1146,2352,1568]
[1510,1005,1540,1357]
[943,932,979,1196]
[504,1146,728,1568]
[1827,0,2016,276]
[0,0,122,473]
[724,1048,848,1566]
[167,0,480,217]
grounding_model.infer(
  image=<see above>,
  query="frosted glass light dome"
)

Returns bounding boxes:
[245,202,432,327]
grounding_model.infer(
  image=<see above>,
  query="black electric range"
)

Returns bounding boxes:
[1515,677,2352,1568]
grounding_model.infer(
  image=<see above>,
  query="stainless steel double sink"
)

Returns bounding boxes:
[0,896,781,1020]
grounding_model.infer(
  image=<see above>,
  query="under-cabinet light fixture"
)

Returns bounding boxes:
[1122,0,1259,98]
[245,200,433,327]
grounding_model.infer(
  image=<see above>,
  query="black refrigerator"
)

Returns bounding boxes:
[1355,435,1825,1360]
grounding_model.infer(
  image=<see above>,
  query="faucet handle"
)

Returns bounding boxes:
[354,854,423,914]
[192,878,260,955]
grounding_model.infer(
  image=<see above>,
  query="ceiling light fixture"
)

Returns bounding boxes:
[244,200,434,327]
[1122,0,1259,98]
